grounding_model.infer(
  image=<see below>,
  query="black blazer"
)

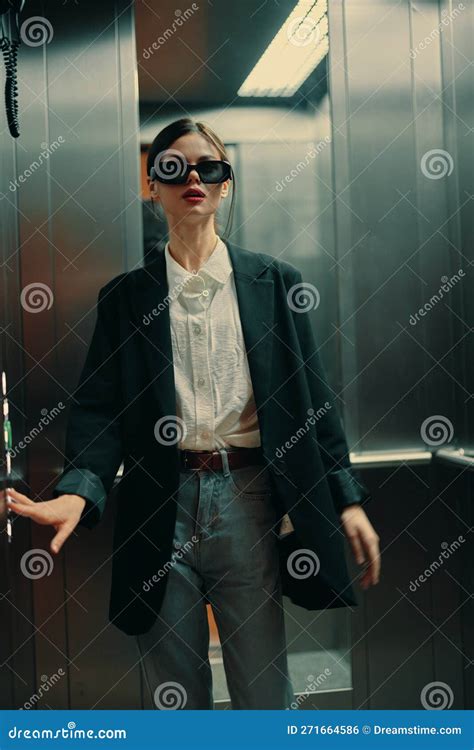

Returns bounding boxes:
[53,241,371,636]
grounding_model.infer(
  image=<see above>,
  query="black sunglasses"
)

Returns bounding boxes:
[150,158,233,185]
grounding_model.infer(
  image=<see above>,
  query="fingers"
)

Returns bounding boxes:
[4,487,35,505]
[51,523,75,554]
[7,495,51,524]
[5,488,75,552]
[342,507,367,566]
[6,500,39,518]
[345,515,380,588]
[347,529,365,566]
[360,536,381,587]
[369,544,381,584]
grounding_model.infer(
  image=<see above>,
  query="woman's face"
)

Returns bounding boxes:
[148,132,230,226]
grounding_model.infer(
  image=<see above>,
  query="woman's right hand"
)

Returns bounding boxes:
[2,487,87,554]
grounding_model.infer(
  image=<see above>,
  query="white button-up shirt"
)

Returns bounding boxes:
[164,235,261,451]
[164,235,295,538]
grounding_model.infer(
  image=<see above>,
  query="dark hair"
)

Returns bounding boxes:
[146,117,235,239]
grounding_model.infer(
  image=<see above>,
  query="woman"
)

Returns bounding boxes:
[6,118,380,710]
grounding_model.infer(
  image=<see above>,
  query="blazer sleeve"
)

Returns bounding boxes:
[288,268,371,514]
[52,284,124,529]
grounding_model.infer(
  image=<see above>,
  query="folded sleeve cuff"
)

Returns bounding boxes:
[52,468,107,530]
[327,466,371,514]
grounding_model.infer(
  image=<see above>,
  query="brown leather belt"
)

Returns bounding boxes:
[180,446,264,471]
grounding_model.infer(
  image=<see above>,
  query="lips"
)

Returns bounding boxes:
[182,187,205,198]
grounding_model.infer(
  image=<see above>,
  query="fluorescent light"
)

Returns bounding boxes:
[238,0,329,98]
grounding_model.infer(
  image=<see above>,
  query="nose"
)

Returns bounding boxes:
[186,166,201,182]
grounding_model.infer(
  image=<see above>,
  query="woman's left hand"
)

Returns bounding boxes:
[340,504,380,589]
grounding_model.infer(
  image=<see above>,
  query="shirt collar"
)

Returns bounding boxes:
[164,235,232,291]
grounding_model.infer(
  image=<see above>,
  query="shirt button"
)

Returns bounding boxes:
[193,325,201,335]
[201,430,210,439]
[197,377,205,386]
[202,290,209,297]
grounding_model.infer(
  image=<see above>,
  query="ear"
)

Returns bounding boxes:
[148,178,160,200]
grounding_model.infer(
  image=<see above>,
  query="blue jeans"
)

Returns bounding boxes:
[136,447,294,709]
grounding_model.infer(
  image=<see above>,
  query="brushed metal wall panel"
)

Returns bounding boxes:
[7,0,144,709]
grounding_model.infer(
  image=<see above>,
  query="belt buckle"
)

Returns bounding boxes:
[182,450,207,471]
[182,449,227,471]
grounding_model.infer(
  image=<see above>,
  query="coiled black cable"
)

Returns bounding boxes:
[1,36,20,138]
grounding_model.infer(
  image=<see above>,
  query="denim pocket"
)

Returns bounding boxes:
[227,464,272,500]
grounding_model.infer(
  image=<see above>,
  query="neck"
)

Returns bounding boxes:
[166,220,219,272]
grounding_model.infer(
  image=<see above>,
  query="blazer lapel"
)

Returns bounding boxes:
[130,247,177,422]
[226,241,275,430]
[130,240,275,430]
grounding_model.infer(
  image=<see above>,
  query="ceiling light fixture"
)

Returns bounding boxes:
[238,0,329,98]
